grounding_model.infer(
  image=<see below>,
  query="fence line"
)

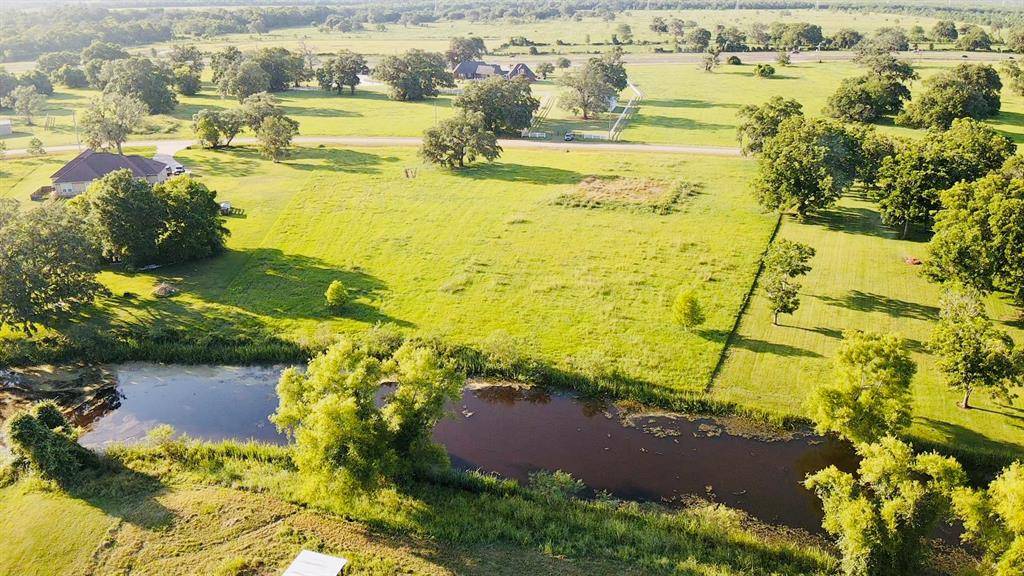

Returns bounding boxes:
[609,81,644,141]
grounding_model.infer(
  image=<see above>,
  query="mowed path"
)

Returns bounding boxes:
[5,136,743,159]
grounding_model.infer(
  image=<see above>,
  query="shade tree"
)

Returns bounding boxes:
[807,330,916,445]
[270,339,463,484]
[896,64,1002,129]
[256,115,300,163]
[736,96,803,155]
[557,63,616,120]
[99,56,177,114]
[373,49,454,101]
[9,85,45,125]
[752,117,859,218]
[0,200,101,334]
[952,462,1024,576]
[930,287,1022,410]
[874,118,1014,237]
[420,111,501,169]
[445,36,486,66]
[192,108,246,148]
[316,50,369,95]
[80,92,147,154]
[453,76,539,136]
[926,171,1024,300]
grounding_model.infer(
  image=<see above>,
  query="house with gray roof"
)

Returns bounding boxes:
[452,61,539,83]
[452,61,505,80]
[49,149,168,198]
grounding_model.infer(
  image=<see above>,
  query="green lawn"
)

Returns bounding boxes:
[1,146,772,395]
[712,192,1024,459]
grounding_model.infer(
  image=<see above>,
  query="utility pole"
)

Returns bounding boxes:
[72,110,80,151]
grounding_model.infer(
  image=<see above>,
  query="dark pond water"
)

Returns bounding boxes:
[40,363,856,532]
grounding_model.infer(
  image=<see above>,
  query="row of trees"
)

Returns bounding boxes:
[192,92,300,162]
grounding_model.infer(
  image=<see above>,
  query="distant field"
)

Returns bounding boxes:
[713,193,1024,458]
[623,60,1024,146]
[130,9,956,58]
[6,58,1024,152]
[0,146,772,395]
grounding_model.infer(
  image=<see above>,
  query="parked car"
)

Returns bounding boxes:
[564,132,575,142]
[173,165,186,175]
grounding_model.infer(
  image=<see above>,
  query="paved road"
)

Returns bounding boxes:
[5,136,744,159]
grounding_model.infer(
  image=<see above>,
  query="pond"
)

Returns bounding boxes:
[4,363,857,532]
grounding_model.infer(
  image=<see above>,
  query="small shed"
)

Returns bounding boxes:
[282,550,349,576]
[0,119,11,136]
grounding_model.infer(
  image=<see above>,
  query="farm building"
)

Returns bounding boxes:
[47,149,168,198]
[452,61,537,82]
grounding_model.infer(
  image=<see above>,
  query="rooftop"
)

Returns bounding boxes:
[51,149,166,184]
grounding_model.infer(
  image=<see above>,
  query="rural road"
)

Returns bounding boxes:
[5,136,744,159]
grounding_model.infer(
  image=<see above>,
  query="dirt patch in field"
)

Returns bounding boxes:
[576,176,670,203]
[555,177,701,214]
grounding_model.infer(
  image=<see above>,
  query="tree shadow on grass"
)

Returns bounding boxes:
[815,290,939,321]
[452,161,584,185]
[803,205,897,240]
[65,459,175,530]
[792,325,844,340]
[284,146,399,174]
[642,98,737,110]
[728,335,822,358]
[182,148,262,177]
[628,114,733,132]
[159,247,412,327]
[288,107,363,119]
[914,416,1024,463]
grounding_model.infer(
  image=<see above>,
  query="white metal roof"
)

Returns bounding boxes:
[282,550,349,576]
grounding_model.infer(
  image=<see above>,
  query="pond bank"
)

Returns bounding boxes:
[0,362,859,532]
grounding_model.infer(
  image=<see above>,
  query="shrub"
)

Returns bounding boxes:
[726,55,742,65]
[27,137,45,155]
[672,290,705,330]
[754,64,775,78]
[324,280,349,311]
[5,401,94,485]
[528,469,585,500]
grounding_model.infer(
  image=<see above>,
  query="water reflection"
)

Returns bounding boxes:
[4,363,857,532]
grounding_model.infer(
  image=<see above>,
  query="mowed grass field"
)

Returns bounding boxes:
[0,146,772,395]
[712,193,1024,457]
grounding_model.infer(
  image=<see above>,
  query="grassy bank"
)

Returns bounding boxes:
[1,438,843,575]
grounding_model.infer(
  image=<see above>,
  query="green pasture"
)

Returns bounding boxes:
[0,146,772,395]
